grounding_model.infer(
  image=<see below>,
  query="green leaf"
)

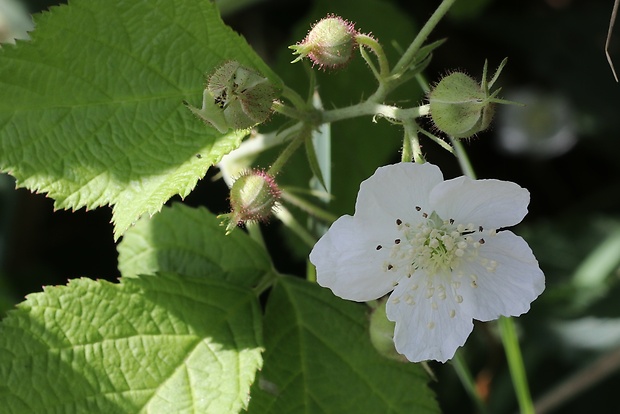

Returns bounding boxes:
[117,203,276,288]
[247,276,439,414]
[0,0,280,240]
[0,273,263,413]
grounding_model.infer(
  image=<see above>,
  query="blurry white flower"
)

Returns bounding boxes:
[309,162,545,362]
[0,0,33,45]
[497,89,576,158]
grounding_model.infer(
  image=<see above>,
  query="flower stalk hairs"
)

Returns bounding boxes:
[309,162,545,363]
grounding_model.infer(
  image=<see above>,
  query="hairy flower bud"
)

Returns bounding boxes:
[290,15,358,69]
[186,61,277,133]
[429,60,512,139]
[225,170,281,233]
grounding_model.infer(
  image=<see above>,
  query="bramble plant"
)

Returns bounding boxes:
[2,0,575,412]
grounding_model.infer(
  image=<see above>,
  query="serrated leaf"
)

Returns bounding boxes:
[0,273,263,413]
[247,276,439,414]
[0,0,281,239]
[117,203,275,288]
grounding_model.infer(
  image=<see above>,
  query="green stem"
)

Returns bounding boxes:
[499,316,535,414]
[451,137,476,178]
[282,84,309,110]
[322,102,429,124]
[274,205,317,248]
[403,120,424,163]
[401,128,413,162]
[356,34,390,78]
[268,126,309,175]
[280,190,339,223]
[452,351,489,414]
[392,0,458,76]
[272,101,308,121]
[246,221,267,249]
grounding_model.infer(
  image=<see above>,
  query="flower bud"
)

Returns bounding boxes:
[290,15,358,69]
[225,169,280,232]
[428,71,495,139]
[186,61,277,133]
[428,60,515,140]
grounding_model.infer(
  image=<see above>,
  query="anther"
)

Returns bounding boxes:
[479,238,485,244]
[415,206,421,211]
[395,239,401,244]
[376,245,382,250]
[396,218,402,225]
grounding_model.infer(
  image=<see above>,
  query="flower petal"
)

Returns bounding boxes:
[457,231,545,321]
[310,215,402,301]
[385,274,474,363]
[355,162,444,230]
[431,176,530,229]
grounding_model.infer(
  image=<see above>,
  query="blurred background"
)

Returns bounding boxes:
[2,0,620,413]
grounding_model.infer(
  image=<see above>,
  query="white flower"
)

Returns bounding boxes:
[309,162,545,363]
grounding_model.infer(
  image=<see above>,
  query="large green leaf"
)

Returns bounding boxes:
[0,273,263,413]
[118,202,276,288]
[247,276,439,414]
[0,0,280,239]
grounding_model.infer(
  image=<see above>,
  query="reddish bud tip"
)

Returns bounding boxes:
[290,14,359,69]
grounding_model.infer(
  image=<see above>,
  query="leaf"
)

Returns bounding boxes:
[117,203,276,288]
[0,273,263,413]
[0,0,280,239]
[247,276,439,414]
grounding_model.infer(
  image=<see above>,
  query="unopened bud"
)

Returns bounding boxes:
[290,15,358,69]
[429,60,513,139]
[224,170,281,233]
[186,61,277,133]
